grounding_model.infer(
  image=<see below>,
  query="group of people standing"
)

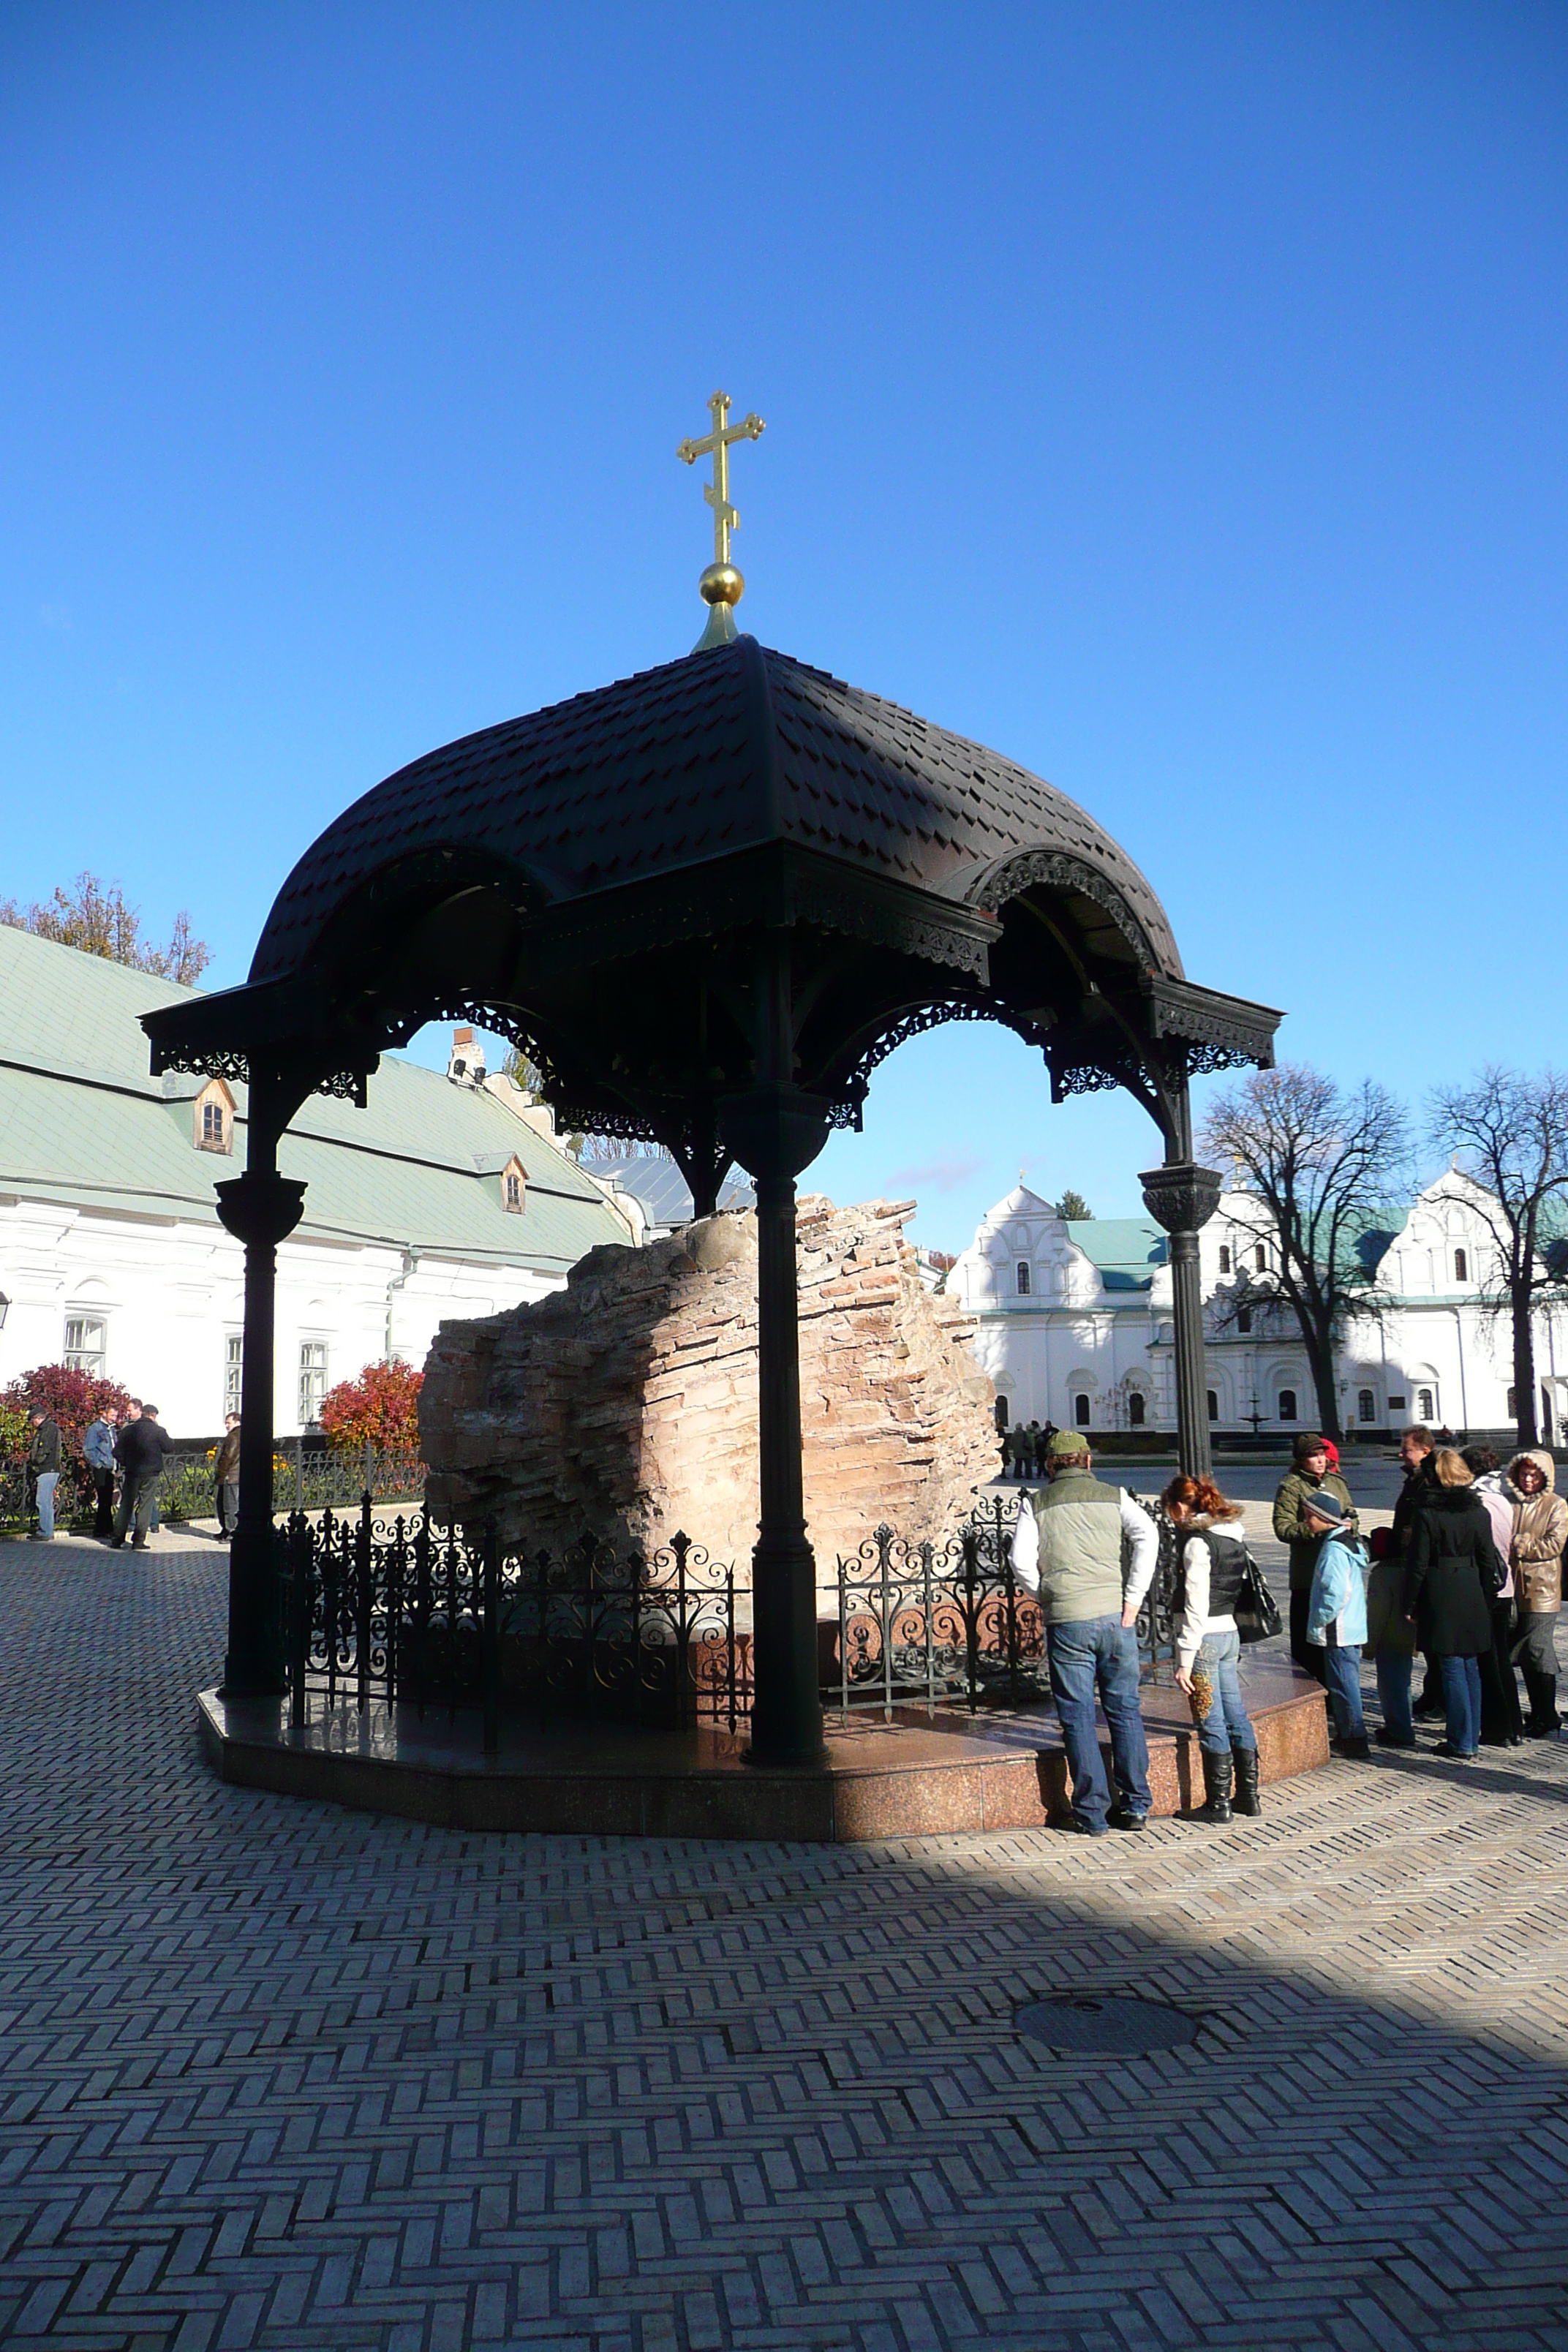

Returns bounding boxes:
[1276,1423,1564,1762]
[25,1400,184,1547]
[1006,1415,1564,1838]
[998,1414,1060,1480]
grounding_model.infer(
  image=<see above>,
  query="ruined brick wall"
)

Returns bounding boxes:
[419,1196,997,1587]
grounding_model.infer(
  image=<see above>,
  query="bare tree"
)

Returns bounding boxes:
[1202,1066,1409,1442]
[1,872,210,984]
[1429,1068,1568,1450]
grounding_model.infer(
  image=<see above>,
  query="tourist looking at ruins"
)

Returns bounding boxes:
[1164,1474,1261,1825]
[1010,1429,1160,1836]
[1273,1432,1358,1686]
[1505,1450,1566,1737]
[1384,1425,1444,1719]
[1303,1490,1371,1760]
[1401,1449,1504,1761]
[1366,1525,1418,1747]
[1461,1444,1524,1747]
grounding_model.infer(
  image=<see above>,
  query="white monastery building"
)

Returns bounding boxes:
[951,1177,1568,1441]
[0,929,635,1436]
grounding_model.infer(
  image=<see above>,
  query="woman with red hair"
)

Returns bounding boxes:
[1164,1472,1262,1825]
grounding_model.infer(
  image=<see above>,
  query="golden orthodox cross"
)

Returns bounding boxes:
[677,390,766,568]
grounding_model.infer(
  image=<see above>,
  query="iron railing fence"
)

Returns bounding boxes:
[832,1490,1182,1719]
[0,1445,424,1533]
[281,1505,751,1750]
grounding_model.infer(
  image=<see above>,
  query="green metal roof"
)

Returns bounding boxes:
[0,926,629,1270]
[1066,1217,1166,1285]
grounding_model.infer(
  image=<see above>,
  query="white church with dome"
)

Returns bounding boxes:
[950,1173,1568,1441]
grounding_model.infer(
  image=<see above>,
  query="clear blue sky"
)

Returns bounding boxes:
[3,4,1564,1253]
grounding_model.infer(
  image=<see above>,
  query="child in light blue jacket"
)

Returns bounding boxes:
[1304,1488,1370,1760]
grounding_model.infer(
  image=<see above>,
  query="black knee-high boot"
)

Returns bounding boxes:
[1188,1748,1233,1825]
[1232,1744,1262,1816]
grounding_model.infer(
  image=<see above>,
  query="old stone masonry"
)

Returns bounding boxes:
[420,1197,998,1580]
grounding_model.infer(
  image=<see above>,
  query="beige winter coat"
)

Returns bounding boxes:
[1507,1450,1567,1616]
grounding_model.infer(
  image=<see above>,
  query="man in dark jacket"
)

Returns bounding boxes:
[1273,1432,1358,1684]
[27,1410,62,1540]
[1387,1425,1444,1716]
[110,1404,176,1550]
[214,1414,241,1539]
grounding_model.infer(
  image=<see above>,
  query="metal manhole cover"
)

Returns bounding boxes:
[1014,1995,1199,2056]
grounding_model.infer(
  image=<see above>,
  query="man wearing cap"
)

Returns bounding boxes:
[1011,1430,1161,1834]
[1273,1432,1357,1684]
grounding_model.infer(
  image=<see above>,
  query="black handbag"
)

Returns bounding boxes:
[1232,1547,1284,1644]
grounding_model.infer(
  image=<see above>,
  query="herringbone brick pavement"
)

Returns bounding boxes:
[1,1539,1566,2351]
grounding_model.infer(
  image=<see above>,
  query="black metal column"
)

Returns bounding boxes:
[719,944,830,1768]
[1140,1087,1223,1480]
[215,1079,306,1697]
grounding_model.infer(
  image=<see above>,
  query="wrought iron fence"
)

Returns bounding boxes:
[0,1445,425,1534]
[831,1489,1181,1719]
[281,1504,751,1749]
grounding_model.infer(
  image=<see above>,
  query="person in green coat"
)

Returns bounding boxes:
[1273,1431,1358,1684]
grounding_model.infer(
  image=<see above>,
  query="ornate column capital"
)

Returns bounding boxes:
[717,1083,831,1184]
[215,1172,307,1249]
[1138,1161,1224,1237]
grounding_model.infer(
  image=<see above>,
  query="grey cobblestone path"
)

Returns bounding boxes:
[1,1539,1567,2351]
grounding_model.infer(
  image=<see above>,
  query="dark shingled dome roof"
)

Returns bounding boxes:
[251,636,1182,985]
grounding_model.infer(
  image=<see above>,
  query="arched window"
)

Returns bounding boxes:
[1255,1244,1268,1273]
[1207,1390,1218,1423]
[64,1316,106,1374]
[1454,1248,1468,1282]
[1016,1262,1030,1295]
[1417,1386,1435,1422]
[1278,1389,1298,1422]
[1507,1386,1518,1416]
[1357,1388,1375,1423]
[1073,1393,1090,1427]
[1128,1392,1146,1427]
[1237,1308,1253,1335]
[1218,1245,1232,1275]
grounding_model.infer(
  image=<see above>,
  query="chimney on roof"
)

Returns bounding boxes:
[448,1025,486,1088]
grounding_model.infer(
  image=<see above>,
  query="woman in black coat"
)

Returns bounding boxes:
[1402,1450,1502,1760]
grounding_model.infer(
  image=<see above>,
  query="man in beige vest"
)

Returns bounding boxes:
[1011,1430,1161,1833]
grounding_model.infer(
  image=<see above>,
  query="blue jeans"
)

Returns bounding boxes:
[1323,1641,1365,1739]
[1439,1654,1482,1754]
[34,1471,58,1539]
[1047,1616,1151,1831]
[1376,1648,1414,1741]
[1192,1629,1257,1755]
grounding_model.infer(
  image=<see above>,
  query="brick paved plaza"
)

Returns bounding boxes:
[3,1535,1567,2351]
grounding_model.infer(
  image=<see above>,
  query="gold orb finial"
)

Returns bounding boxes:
[699,561,745,608]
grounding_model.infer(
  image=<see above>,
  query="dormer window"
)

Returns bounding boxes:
[194,1077,234,1155]
[1237,1308,1253,1334]
[501,1156,526,1215]
[1016,1262,1030,1295]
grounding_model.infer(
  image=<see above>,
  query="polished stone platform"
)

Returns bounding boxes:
[199,1652,1328,1842]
